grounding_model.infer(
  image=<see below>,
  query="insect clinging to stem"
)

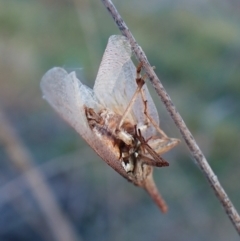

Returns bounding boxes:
[40,35,180,213]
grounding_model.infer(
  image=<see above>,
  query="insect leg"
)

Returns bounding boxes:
[139,154,169,167]
[136,127,170,166]
[135,64,170,139]
[116,62,145,131]
[140,89,169,138]
[138,93,181,154]
[147,136,180,156]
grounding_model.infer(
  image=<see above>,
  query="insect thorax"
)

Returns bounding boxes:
[85,107,133,143]
[85,106,152,183]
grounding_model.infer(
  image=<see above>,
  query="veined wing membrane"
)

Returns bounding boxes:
[94,35,159,138]
[40,67,128,178]
[94,35,132,106]
[41,67,98,136]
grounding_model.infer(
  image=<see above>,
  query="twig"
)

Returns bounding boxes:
[101,0,240,234]
[0,110,81,241]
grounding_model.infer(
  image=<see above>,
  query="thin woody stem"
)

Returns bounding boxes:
[101,0,240,234]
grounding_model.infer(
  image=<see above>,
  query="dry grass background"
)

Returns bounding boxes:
[0,0,240,240]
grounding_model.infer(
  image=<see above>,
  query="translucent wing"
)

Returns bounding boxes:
[41,67,100,136]
[94,35,159,138]
[40,67,128,178]
[94,35,132,106]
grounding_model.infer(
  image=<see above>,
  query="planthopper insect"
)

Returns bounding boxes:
[40,35,180,213]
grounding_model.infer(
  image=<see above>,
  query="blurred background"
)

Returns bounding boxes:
[0,0,240,240]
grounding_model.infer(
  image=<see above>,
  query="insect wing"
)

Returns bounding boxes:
[41,67,99,135]
[94,35,131,108]
[40,67,128,178]
[94,35,159,138]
